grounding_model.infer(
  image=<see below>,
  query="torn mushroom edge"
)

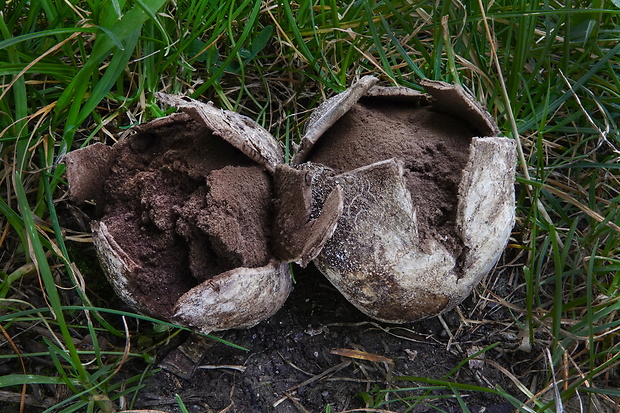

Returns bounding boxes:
[68,104,295,333]
[291,79,517,302]
[172,260,293,333]
[155,92,285,173]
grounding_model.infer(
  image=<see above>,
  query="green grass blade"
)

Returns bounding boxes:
[0,374,78,388]
[12,170,90,384]
[190,0,265,97]
[0,27,100,50]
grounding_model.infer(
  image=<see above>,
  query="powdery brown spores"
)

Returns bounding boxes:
[66,105,293,333]
[275,76,516,323]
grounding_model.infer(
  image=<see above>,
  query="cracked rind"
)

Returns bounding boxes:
[456,137,517,295]
[364,84,430,104]
[293,76,379,165]
[272,164,344,267]
[70,105,293,334]
[310,159,454,322]
[308,140,515,323]
[94,219,292,333]
[173,261,293,333]
[299,78,516,323]
[69,78,515,329]
[92,221,144,312]
[155,93,284,173]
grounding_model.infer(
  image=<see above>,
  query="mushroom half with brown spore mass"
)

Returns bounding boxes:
[65,102,292,334]
[274,76,516,323]
[66,76,516,331]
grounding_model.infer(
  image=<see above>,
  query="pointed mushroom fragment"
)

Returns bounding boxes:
[65,100,292,333]
[64,142,115,204]
[288,77,516,323]
[293,75,378,165]
[272,163,344,267]
[173,261,292,332]
[155,93,284,173]
[309,159,456,322]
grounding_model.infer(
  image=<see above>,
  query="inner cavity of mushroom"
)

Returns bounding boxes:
[304,98,475,259]
[99,113,274,318]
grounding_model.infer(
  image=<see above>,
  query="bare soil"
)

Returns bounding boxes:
[134,262,521,413]
[126,100,522,412]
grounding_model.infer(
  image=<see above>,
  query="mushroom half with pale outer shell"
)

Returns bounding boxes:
[65,76,516,331]
[65,98,292,334]
[273,76,517,323]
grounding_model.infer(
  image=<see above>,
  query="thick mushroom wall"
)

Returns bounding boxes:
[280,78,516,323]
[66,78,514,330]
[99,113,275,319]
[66,108,293,333]
[306,98,474,259]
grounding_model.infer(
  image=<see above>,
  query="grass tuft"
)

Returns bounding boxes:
[1,0,619,411]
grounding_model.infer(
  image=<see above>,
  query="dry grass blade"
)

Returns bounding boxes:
[547,348,565,413]
[542,183,620,233]
[330,348,394,365]
[286,361,352,393]
[1,1,619,411]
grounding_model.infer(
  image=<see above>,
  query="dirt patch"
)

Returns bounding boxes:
[98,113,274,319]
[134,264,520,413]
[306,99,474,257]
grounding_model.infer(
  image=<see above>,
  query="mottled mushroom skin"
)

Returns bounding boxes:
[66,103,293,334]
[67,77,516,331]
[308,159,454,322]
[288,77,516,323]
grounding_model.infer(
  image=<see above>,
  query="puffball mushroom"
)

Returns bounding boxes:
[66,75,515,331]
[274,76,516,323]
[65,99,292,334]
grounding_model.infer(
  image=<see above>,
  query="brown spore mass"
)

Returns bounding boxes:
[306,99,475,255]
[99,114,274,318]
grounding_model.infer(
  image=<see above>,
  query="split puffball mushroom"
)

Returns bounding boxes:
[272,76,517,323]
[65,99,293,334]
[65,76,516,331]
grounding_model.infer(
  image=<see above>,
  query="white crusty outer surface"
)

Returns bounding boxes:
[455,137,517,297]
[297,79,517,323]
[94,218,293,333]
[311,159,456,323]
[173,261,293,334]
[311,137,516,324]
[92,221,144,313]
